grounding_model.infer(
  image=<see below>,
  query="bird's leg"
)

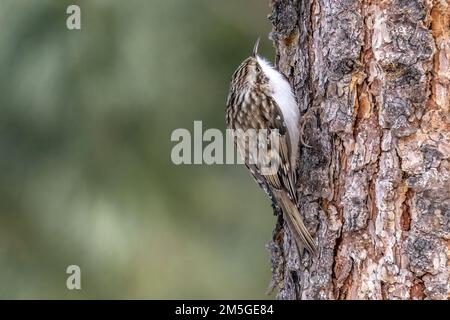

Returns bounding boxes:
[299,105,320,148]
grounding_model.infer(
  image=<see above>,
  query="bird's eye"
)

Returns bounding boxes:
[256,65,261,72]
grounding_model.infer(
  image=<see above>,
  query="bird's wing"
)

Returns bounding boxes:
[228,92,317,255]
[232,93,298,203]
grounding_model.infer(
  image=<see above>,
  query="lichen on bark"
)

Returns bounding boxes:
[267,0,449,300]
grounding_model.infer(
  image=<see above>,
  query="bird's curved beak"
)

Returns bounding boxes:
[252,37,260,57]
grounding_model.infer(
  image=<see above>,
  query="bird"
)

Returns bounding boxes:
[225,38,317,256]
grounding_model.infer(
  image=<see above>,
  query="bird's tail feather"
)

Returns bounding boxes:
[275,191,317,256]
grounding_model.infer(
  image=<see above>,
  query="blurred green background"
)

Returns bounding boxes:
[0,0,277,298]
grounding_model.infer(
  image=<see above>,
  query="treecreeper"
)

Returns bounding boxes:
[225,39,317,257]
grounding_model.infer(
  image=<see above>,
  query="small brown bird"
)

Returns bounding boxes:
[226,39,317,256]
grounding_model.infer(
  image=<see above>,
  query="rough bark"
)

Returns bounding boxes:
[267,0,449,300]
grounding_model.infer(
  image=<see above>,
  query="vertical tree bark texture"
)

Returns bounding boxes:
[267,0,449,300]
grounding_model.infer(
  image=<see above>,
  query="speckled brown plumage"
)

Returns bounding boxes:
[225,48,317,256]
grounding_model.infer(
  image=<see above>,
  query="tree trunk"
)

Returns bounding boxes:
[267,0,449,300]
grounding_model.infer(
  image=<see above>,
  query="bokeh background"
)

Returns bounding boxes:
[0,0,278,298]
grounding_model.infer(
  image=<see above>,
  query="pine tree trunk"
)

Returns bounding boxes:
[267,0,449,300]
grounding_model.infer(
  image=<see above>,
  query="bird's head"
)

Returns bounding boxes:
[230,38,269,90]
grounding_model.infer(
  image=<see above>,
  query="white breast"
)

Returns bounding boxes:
[256,56,299,168]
